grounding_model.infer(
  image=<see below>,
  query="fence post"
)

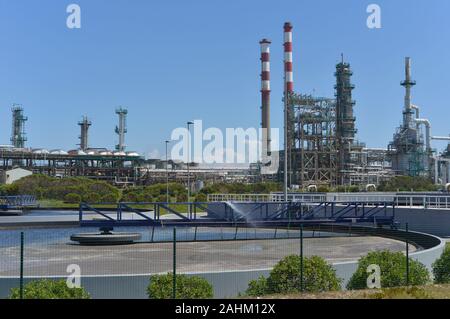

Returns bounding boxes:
[300,225,304,293]
[406,223,410,286]
[172,227,177,299]
[20,232,24,299]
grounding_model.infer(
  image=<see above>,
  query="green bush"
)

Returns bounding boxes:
[432,245,450,284]
[347,250,430,290]
[9,279,90,299]
[147,273,213,299]
[64,193,82,204]
[245,255,341,296]
[378,176,438,192]
[245,276,268,296]
[83,192,101,204]
[100,193,119,203]
[176,193,188,202]
[194,193,207,202]
[317,185,330,193]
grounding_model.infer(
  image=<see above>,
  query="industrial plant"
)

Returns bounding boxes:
[1,22,449,189]
[259,22,450,189]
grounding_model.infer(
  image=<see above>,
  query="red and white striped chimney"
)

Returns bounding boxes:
[283,22,294,93]
[260,38,271,154]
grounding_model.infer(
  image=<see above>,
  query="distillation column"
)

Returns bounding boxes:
[10,105,28,148]
[78,116,92,151]
[115,107,128,152]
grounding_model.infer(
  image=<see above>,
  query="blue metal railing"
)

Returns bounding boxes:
[78,200,396,228]
[0,195,37,210]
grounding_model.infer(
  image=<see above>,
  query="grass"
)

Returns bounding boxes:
[245,284,450,299]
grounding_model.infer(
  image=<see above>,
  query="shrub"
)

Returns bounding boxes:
[432,245,450,284]
[147,273,213,299]
[9,279,90,299]
[245,276,268,296]
[64,193,82,204]
[100,193,119,203]
[245,255,341,296]
[176,193,188,202]
[317,185,330,193]
[83,192,101,204]
[347,250,430,290]
[194,193,207,202]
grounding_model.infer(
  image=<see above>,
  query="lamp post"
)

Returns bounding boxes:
[187,121,194,204]
[165,140,171,203]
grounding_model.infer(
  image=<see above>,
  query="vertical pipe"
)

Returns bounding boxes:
[260,39,272,156]
[20,232,24,299]
[300,225,304,292]
[166,141,170,203]
[172,227,177,299]
[406,223,410,286]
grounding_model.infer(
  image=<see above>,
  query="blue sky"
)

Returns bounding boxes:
[0,0,449,158]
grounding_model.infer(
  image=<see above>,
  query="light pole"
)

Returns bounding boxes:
[187,121,194,203]
[165,140,171,203]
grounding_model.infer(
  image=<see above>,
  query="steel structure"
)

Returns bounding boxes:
[0,195,37,211]
[389,58,430,177]
[78,200,395,228]
[78,116,91,151]
[0,149,142,184]
[291,94,338,186]
[10,105,27,148]
[115,107,128,152]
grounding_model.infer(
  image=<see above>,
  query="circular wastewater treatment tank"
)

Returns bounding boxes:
[70,228,141,245]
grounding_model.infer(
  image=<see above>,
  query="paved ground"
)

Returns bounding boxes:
[0,236,414,277]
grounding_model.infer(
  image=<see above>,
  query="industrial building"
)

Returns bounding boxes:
[260,22,450,188]
[0,107,142,185]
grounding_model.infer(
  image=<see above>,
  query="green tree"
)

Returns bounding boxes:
[245,255,341,296]
[9,279,90,299]
[347,250,430,290]
[83,192,101,204]
[64,193,82,204]
[432,245,450,284]
[147,273,213,299]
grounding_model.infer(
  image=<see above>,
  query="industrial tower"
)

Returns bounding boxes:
[10,105,28,148]
[78,116,92,151]
[389,58,429,177]
[335,57,358,184]
[115,107,128,152]
[260,38,271,156]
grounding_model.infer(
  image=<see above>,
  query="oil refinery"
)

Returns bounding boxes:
[1,22,450,189]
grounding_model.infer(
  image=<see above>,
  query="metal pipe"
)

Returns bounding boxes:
[414,118,431,152]
[410,104,420,119]
[432,136,450,141]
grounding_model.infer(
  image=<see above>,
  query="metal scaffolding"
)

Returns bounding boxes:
[290,94,338,187]
[10,105,27,148]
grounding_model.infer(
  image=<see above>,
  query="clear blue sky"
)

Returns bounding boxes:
[1,0,449,158]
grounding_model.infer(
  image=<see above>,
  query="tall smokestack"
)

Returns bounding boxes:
[260,38,271,155]
[401,57,416,128]
[284,22,294,93]
[282,22,293,197]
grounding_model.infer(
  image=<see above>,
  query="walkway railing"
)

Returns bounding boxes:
[207,192,450,209]
[0,195,37,210]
